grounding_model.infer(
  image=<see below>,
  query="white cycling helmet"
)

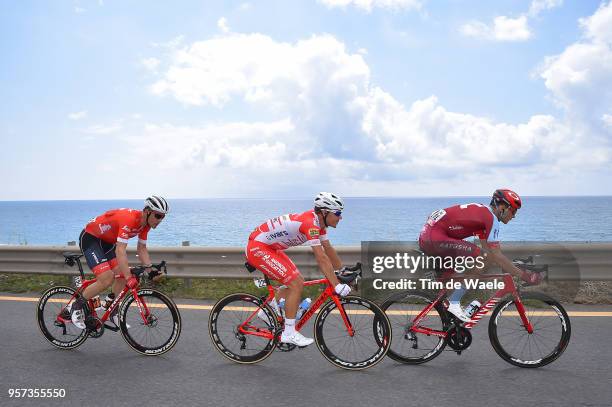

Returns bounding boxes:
[314,192,344,211]
[144,195,170,214]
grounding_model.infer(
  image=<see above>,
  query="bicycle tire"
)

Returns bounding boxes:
[489,291,571,368]
[209,293,278,364]
[119,289,182,356]
[380,290,449,364]
[36,286,89,350]
[314,295,391,370]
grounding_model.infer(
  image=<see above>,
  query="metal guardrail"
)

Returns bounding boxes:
[0,243,609,280]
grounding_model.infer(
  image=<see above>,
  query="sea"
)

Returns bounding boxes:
[1,197,611,246]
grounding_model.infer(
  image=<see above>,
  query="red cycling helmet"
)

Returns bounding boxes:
[491,189,522,210]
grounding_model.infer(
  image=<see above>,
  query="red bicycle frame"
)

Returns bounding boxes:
[409,273,534,338]
[237,278,355,340]
[56,277,151,328]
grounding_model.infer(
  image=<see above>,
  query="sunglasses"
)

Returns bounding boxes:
[333,211,342,217]
[154,213,165,220]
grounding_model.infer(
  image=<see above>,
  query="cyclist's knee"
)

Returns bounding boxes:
[286,274,304,291]
[97,270,114,287]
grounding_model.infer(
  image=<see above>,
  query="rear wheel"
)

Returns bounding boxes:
[209,293,278,364]
[489,292,571,368]
[119,289,182,356]
[36,286,89,350]
[380,290,449,364]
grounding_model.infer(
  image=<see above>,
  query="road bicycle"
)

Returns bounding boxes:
[209,262,392,370]
[380,256,571,368]
[37,252,181,356]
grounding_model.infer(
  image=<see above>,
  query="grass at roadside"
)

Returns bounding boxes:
[0,273,325,301]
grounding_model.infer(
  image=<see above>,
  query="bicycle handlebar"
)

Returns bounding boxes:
[130,261,168,280]
[336,262,362,284]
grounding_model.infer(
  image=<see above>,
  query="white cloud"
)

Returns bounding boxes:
[141,57,160,72]
[83,123,122,135]
[217,17,230,33]
[68,111,88,120]
[528,0,563,18]
[538,1,612,130]
[238,3,251,11]
[74,7,86,14]
[318,0,422,13]
[460,16,531,42]
[142,31,610,194]
[460,0,562,42]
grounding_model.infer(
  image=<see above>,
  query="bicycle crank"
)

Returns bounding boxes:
[446,326,472,353]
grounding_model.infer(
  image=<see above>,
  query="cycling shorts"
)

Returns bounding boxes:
[245,240,300,285]
[418,224,481,274]
[79,230,122,278]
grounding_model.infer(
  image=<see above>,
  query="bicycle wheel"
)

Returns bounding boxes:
[380,290,449,364]
[489,292,571,368]
[37,286,89,349]
[119,289,182,356]
[314,296,391,370]
[209,293,278,364]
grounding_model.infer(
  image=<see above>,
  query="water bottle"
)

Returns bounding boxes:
[103,293,115,309]
[278,298,286,317]
[464,300,481,318]
[91,295,102,312]
[296,298,312,320]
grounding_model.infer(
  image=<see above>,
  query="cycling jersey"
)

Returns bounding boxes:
[248,210,328,250]
[246,210,328,284]
[419,203,500,260]
[84,209,150,245]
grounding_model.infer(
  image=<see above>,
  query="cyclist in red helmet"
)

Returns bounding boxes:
[418,188,543,322]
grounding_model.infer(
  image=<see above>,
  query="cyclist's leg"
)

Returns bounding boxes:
[420,226,481,321]
[246,242,312,345]
[80,232,118,300]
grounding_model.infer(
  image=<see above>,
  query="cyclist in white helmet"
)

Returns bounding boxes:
[245,192,350,347]
[71,196,169,329]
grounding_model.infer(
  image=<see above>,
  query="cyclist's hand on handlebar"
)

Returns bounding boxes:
[126,276,139,289]
[335,283,351,297]
[520,270,543,286]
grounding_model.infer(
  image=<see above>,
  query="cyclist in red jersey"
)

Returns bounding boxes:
[245,192,350,347]
[70,196,169,329]
[418,189,543,322]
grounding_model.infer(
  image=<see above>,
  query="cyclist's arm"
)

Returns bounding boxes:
[136,241,152,267]
[480,239,523,278]
[115,242,132,279]
[312,245,340,286]
[321,240,342,270]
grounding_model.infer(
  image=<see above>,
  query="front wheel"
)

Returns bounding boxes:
[314,296,391,370]
[36,286,89,350]
[489,292,571,368]
[208,293,279,364]
[119,289,182,356]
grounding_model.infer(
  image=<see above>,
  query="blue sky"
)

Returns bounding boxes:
[1,0,611,200]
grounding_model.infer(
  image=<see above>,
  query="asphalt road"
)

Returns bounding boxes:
[1,293,611,407]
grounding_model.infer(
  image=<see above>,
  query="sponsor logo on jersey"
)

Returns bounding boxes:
[99,224,112,234]
[448,225,464,231]
[267,230,289,240]
[308,228,320,238]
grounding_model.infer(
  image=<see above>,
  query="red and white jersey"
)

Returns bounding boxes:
[425,203,501,247]
[248,210,328,250]
[85,208,150,245]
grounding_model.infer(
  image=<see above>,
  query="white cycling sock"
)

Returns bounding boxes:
[284,319,296,335]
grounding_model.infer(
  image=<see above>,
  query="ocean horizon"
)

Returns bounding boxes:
[1,196,611,246]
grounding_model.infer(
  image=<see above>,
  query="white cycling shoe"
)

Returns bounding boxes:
[280,331,314,347]
[447,303,471,322]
